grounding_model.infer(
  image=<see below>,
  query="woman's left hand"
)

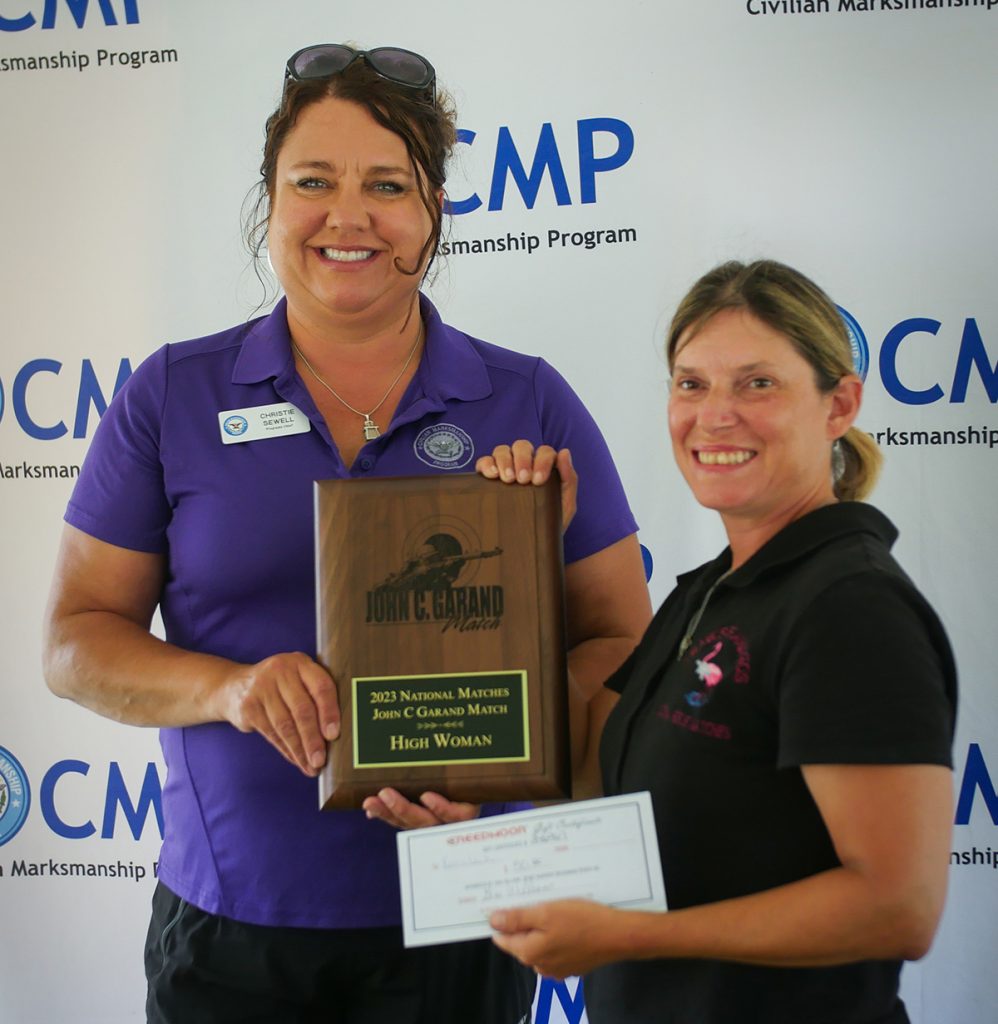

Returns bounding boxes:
[476,441,577,531]
[490,899,626,980]
[361,788,479,829]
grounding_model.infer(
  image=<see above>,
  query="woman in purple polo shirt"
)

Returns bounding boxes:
[42,44,651,1024]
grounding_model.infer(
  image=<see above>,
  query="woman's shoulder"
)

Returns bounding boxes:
[438,320,547,378]
[162,314,268,367]
[742,503,952,656]
[744,502,902,591]
[120,313,277,400]
[426,303,566,384]
[772,506,955,678]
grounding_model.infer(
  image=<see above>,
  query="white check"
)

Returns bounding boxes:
[396,792,666,947]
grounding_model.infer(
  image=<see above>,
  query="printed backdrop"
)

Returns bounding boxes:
[1,2,996,1022]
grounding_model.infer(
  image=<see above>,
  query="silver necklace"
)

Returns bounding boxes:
[677,570,731,661]
[293,327,423,441]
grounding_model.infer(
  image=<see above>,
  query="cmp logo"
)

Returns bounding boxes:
[838,306,869,381]
[414,423,474,469]
[0,0,140,32]
[830,308,996,405]
[0,746,31,847]
[444,118,634,215]
[222,415,248,437]
[1,357,132,439]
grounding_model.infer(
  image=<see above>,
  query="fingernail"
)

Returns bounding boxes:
[502,468,515,481]
[533,470,544,484]
[325,722,339,740]
[310,750,325,768]
[518,469,531,483]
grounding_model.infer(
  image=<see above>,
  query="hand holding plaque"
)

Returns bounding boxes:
[315,472,570,810]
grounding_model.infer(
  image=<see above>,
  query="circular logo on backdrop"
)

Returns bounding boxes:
[222,415,249,437]
[414,423,474,469]
[837,306,869,381]
[0,746,31,847]
[0,375,5,426]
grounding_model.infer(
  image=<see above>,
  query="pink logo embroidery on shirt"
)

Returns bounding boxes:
[694,641,724,689]
[656,703,732,741]
[683,626,750,709]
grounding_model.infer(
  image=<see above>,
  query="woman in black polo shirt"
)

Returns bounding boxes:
[485,259,956,1024]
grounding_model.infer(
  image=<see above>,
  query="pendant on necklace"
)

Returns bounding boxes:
[363,416,380,441]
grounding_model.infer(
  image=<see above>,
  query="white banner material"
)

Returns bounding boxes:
[1,3,995,1022]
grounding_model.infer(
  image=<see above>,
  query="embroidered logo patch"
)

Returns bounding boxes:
[682,625,751,709]
[686,640,724,707]
[414,423,474,469]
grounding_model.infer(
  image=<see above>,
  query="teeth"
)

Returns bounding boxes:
[320,248,373,262]
[697,450,755,466]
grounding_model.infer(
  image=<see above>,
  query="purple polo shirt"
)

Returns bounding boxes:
[65,294,638,928]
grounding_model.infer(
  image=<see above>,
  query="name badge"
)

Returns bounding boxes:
[218,402,310,445]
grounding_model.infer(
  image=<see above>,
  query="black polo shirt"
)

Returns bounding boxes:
[586,502,957,1024]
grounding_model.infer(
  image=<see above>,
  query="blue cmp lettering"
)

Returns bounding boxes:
[40,759,164,840]
[41,759,96,838]
[102,761,163,839]
[445,118,634,215]
[879,318,944,405]
[879,317,997,406]
[955,744,998,826]
[535,979,587,1024]
[74,358,132,437]
[445,129,482,214]
[576,117,634,204]
[489,123,571,211]
[11,357,132,439]
[951,319,998,403]
[1,0,140,30]
[0,7,34,30]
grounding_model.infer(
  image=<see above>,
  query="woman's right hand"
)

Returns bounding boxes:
[216,653,340,777]
[44,526,340,779]
[476,441,578,530]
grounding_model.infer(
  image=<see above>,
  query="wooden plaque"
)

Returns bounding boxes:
[315,473,569,810]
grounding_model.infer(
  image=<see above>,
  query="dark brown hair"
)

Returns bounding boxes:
[667,259,882,501]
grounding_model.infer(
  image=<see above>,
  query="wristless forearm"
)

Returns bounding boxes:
[625,866,935,967]
[44,610,236,727]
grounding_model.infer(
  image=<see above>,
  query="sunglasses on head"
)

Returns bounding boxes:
[284,44,436,105]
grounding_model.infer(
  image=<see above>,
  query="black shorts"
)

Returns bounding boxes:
[145,882,535,1024]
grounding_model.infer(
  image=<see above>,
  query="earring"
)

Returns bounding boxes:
[831,438,846,481]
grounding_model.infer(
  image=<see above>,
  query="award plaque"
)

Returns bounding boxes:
[315,473,569,810]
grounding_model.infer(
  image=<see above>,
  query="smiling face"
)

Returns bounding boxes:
[669,307,860,549]
[267,96,436,333]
